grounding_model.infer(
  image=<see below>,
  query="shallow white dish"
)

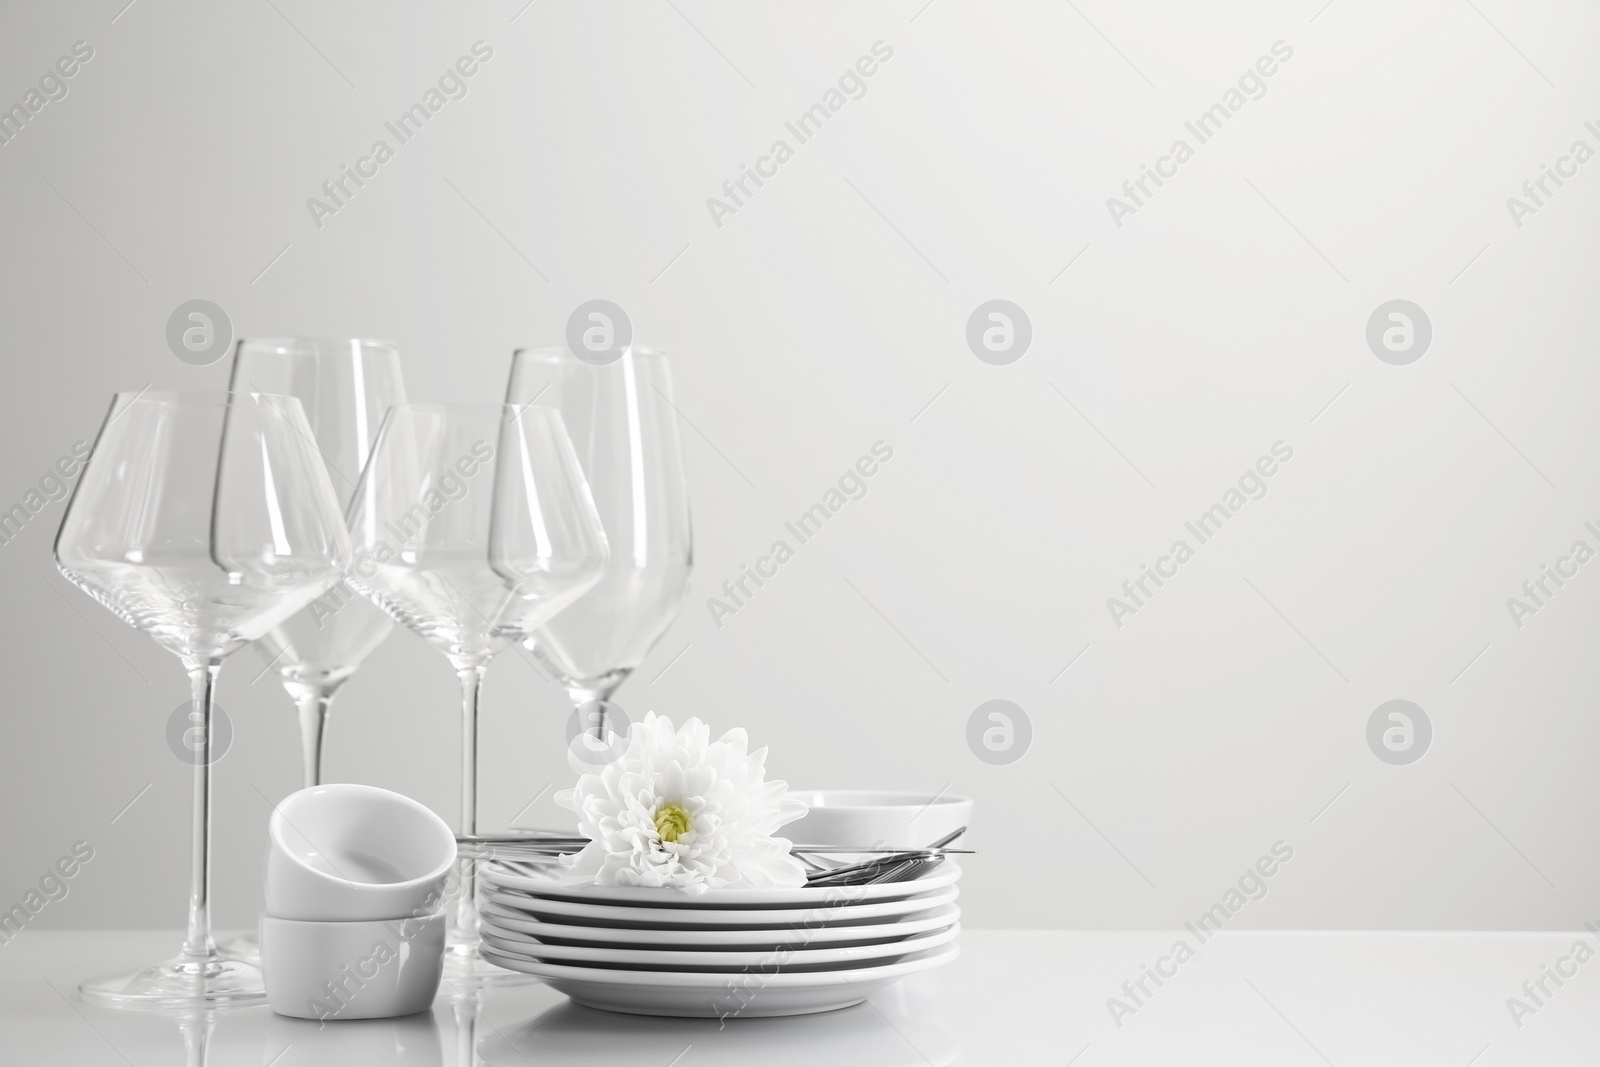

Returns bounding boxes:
[786,790,973,853]
[478,918,960,972]
[482,860,960,907]
[477,900,962,949]
[482,885,959,929]
[477,941,960,1018]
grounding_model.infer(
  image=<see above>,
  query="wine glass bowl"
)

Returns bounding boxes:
[55,390,351,1007]
[346,404,608,661]
[57,392,348,661]
[505,347,693,707]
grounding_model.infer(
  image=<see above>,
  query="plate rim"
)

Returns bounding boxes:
[475,900,963,947]
[477,940,960,989]
[482,860,961,907]
[481,884,960,927]
[478,919,962,968]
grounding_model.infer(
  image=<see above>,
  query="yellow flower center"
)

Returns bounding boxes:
[654,802,691,843]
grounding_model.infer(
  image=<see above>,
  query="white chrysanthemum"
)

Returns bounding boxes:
[554,712,808,893]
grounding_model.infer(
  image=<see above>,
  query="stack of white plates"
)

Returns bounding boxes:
[477,861,961,1017]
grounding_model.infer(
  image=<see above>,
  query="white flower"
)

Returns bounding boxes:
[554,711,809,893]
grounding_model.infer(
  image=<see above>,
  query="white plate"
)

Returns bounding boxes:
[482,885,959,929]
[478,918,960,972]
[477,941,960,1018]
[477,900,962,949]
[482,860,960,907]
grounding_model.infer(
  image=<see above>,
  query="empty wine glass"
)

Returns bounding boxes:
[55,391,350,1006]
[228,338,405,787]
[344,403,607,978]
[504,348,692,744]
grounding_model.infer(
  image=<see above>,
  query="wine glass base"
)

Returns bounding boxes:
[80,955,265,1009]
[214,932,260,964]
[441,942,538,988]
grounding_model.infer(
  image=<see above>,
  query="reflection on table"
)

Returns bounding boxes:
[476,995,958,1067]
[33,944,956,1067]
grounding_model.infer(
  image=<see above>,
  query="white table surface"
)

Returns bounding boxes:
[2,929,1593,1065]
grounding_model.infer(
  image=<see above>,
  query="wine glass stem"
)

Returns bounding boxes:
[293,685,333,789]
[567,683,621,744]
[181,657,222,962]
[455,663,487,942]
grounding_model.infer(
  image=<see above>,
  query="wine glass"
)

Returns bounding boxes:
[228,338,405,788]
[504,348,692,741]
[343,403,607,978]
[55,391,350,1006]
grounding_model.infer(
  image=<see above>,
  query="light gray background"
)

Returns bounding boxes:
[1,0,1595,933]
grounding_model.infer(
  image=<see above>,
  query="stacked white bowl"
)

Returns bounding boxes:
[260,784,456,1021]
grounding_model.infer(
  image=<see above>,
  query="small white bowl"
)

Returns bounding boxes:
[260,912,446,1021]
[785,790,974,850]
[267,784,457,922]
